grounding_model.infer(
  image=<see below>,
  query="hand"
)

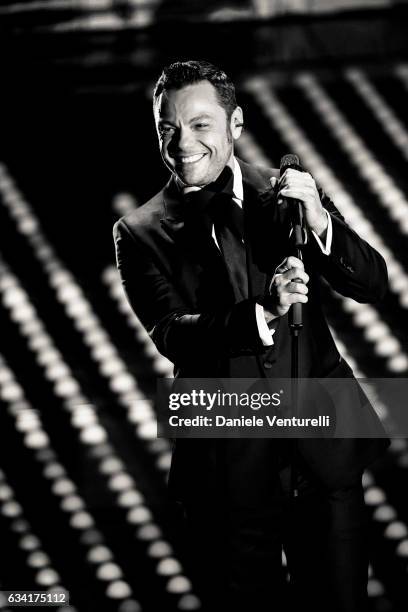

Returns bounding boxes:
[264,256,309,323]
[278,168,328,237]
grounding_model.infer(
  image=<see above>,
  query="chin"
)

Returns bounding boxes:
[179,170,207,186]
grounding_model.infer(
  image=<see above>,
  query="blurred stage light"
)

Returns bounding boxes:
[396,539,408,558]
[54,377,81,398]
[126,506,152,525]
[384,522,408,540]
[100,457,124,474]
[79,424,107,445]
[97,562,123,581]
[166,576,192,594]
[99,357,124,376]
[387,354,408,373]
[177,593,201,610]
[112,193,139,216]
[79,529,104,546]
[70,511,95,530]
[147,541,173,559]
[110,372,136,394]
[156,453,171,471]
[52,478,76,497]
[10,519,30,533]
[157,558,183,576]
[117,600,142,612]
[107,473,135,492]
[118,490,143,508]
[60,495,85,513]
[27,551,51,569]
[137,421,157,440]
[367,579,384,597]
[373,505,397,522]
[136,523,162,541]
[19,534,42,551]
[24,430,50,449]
[87,545,114,564]
[71,406,97,428]
[35,568,60,586]
[106,581,132,599]
[365,487,386,505]
[1,501,23,517]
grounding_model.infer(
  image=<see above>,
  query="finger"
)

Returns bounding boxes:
[280,188,312,201]
[279,292,308,307]
[286,293,308,305]
[279,186,316,201]
[275,260,290,273]
[285,256,304,270]
[280,169,313,184]
[280,170,313,182]
[280,168,304,181]
[279,172,315,186]
[280,276,308,292]
[272,273,285,286]
[278,276,308,293]
[282,268,309,284]
[286,282,308,295]
[278,268,309,287]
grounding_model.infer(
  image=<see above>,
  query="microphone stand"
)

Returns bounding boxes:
[288,201,306,499]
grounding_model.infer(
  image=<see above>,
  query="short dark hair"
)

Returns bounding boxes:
[153,60,237,120]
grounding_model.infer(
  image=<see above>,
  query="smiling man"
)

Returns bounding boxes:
[155,79,243,189]
[114,61,388,612]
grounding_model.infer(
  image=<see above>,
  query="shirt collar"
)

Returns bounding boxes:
[232,156,243,201]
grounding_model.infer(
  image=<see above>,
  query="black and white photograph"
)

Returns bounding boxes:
[1,1,408,611]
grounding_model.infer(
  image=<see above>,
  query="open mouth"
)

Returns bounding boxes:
[177,153,207,164]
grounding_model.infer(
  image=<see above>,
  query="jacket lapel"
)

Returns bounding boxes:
[159,175,235,306]
[159,176,217,255]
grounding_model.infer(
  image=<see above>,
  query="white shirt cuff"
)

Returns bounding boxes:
[311,209,332,255]
[255,303,275,346]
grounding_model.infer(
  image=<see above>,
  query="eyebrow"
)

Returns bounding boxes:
[189,114,213,122]
[158,113,213,125]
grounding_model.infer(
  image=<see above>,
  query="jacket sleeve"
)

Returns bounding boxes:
[113,218,266,365]
[309,191,388,303]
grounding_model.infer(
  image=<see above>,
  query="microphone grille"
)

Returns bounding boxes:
[280,154,301,172]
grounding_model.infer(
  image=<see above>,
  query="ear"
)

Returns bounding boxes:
[230,106,244,140]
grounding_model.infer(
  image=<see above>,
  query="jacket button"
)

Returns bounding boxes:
[263,361,273,369]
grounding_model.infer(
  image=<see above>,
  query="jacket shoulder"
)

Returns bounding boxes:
[113,189,164,238]
[237,158,279,191]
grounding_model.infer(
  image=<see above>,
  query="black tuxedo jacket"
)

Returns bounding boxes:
[114,159,389,502]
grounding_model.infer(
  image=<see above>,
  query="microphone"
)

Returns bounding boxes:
[279,153,305,330]
[279,154,305,248]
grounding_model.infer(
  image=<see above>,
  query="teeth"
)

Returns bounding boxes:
[180,154,205,163]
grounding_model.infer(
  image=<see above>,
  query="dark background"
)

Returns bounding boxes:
[1,1,408,611]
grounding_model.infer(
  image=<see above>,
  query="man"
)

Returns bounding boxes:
[114,60,388,612]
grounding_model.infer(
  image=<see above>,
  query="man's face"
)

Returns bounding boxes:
[155,81,243,187]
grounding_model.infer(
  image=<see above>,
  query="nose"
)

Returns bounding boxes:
[176,126,195,152]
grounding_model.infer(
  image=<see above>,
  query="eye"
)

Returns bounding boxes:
[159,125,175,136]
[194,123,210,130]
